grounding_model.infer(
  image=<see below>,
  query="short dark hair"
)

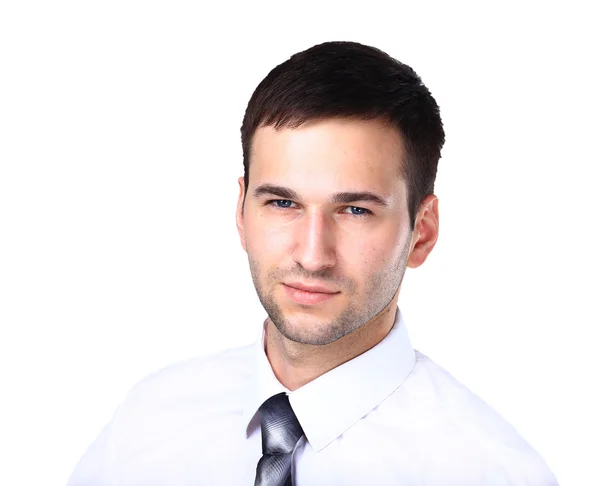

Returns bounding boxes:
[240,41,445,228]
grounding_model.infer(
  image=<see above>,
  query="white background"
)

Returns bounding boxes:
[1,1,598,485]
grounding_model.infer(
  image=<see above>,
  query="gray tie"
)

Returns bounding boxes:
[254,392,305,486]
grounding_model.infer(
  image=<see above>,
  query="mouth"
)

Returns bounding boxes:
[282,282,340,305]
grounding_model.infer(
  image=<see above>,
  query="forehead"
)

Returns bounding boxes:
[249,118,407,196]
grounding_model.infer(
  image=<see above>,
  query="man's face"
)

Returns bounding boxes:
[237,118,416,346]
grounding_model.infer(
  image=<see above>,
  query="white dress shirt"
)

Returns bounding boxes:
[68,309,558,485]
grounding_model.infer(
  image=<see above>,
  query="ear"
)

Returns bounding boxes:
[235,177,247,252]
[407,194,439,269]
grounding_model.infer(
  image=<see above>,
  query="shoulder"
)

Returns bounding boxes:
[104,342,254,460]
[68,343,256,485]
[106,342,255,446]
[406,350,528,445]
[398,351,559,485]
[119,342,254,413]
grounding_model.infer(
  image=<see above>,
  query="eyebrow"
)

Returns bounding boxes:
[253,184,389,207]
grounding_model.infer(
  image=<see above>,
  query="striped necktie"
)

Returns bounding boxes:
[254,392,305,486]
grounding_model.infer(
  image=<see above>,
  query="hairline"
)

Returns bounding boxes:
[244,115,412,191]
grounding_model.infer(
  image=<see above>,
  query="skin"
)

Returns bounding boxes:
[236,118,439,391]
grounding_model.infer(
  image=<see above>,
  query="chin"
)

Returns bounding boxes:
[272,309,354,346]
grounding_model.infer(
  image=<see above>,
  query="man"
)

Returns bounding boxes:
[68,41,558,485]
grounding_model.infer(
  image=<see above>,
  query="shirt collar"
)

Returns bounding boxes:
[241,307,416,452]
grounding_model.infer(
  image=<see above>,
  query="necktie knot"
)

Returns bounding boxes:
[259,392,304,454]
[255,392,304,485]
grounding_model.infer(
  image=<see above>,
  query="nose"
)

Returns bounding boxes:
[292,209,337,273]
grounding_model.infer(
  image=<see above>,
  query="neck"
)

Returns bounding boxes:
[265,299,398,391]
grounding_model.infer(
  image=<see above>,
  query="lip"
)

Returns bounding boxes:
[284,282,338,293]
[282,282,339,305]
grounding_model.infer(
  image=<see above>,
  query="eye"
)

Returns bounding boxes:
[343,206,372,216]
[267,199,296,209]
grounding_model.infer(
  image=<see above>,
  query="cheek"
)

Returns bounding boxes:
[339,228,405,280]
[346,227,399,260]
[336,235,378,277]
[245,217,293,258]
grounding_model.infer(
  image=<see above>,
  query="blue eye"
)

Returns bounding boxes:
[270,199,294,208]
[344,206,371,216]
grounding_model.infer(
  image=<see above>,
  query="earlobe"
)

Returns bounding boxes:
[407,195,439,269]
[236,177,247,252]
